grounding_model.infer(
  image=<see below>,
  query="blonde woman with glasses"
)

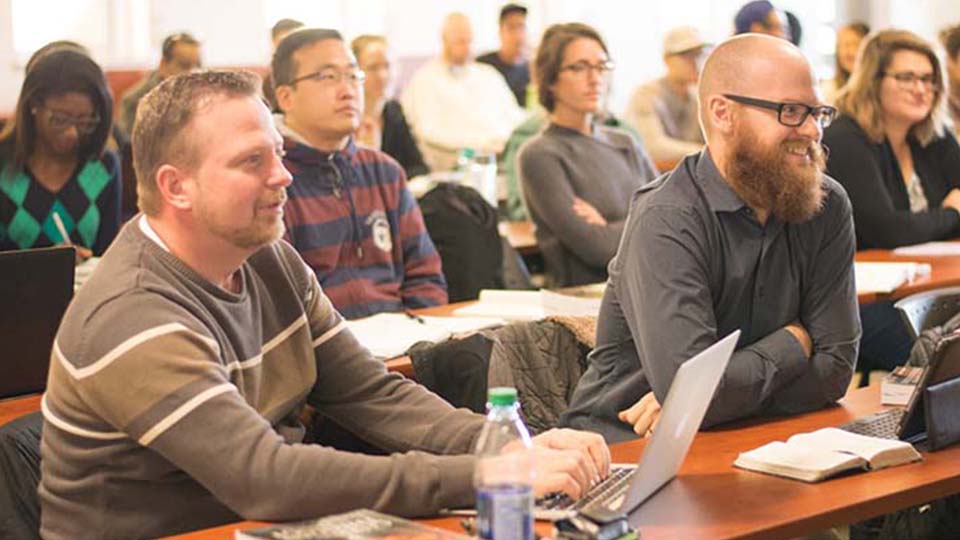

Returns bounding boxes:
[824,29,960,250]
[823,29,960,378]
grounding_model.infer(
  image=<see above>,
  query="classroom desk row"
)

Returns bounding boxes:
[142,385,960,540]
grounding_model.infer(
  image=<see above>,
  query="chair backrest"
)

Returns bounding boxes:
[894,286,960,341]
[419,183,504,302]
[0,411,43,540]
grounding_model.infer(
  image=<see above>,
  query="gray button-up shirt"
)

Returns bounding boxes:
[561,150,861,443]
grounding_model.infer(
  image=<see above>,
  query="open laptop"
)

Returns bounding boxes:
[536,330,740,520]
[840,334,960,444]
[0,246,74,398]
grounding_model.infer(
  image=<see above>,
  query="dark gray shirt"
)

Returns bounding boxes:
[561,151,861,442]
[518,123,658,287]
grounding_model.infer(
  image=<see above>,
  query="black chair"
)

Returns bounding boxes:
[0,411,42,540]
[894,286,960,341]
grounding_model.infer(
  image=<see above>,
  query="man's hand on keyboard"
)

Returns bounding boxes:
[618,391,661,437]
[529,429,611,499]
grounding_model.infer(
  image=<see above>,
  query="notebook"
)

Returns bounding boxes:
[0,247,75,398]
[534,330,740,520]
[734,427,921,482]
[344,313,504,358]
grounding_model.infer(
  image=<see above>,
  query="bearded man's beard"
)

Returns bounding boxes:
[727,127,827,224]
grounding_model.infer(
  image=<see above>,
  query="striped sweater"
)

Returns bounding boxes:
[39,218,483,540]
[279,124,447,319]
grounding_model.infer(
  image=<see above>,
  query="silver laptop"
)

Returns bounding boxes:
[536,330,740,520]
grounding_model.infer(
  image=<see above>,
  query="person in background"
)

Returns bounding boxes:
[822,22,870,104]
[940,23,960,139]
[476,3,531,107]
[0,49,120,258]
[274,28,447,319]
[733,1,788,39]
[518,23,657,287]
[624,26,708,164]
[352,35,429,178]
[39,68,611,540]
[562,34,858,442]
[264,18,305,112]
[402,12,525,171]
[823,29,960,377]
[117,32,202,140]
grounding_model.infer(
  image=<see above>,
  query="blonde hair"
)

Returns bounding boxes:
[836,29,948,146]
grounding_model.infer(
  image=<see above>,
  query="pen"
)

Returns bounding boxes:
[52,212,72,246]
[404,310,426,324]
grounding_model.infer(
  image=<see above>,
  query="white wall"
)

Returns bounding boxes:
[1,0,959,116]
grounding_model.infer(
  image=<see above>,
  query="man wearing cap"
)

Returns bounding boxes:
[733,0,788,39]
[624,27,708,164]
[477,3,531,107]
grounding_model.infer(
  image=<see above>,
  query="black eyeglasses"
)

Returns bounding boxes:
[883,71,938,92]
[289,67,366,86]
[723,94,837,129]
[31,107,100,135]
[559,60,615,77]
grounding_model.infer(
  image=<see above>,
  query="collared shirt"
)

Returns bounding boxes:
[561,150,860,443]
[401,58,525,170]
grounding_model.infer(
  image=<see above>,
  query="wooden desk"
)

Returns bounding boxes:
[0,394,41,426]
[161,386,960,540]
[856,248,960,304]
[499,220,537,256]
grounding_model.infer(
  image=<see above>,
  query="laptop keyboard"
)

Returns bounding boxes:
[536,465,636,514]
[838,408,906,439]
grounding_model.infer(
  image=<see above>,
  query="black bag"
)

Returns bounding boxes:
[419,183,504,302]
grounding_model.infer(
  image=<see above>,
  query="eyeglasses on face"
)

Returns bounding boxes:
[723,94,837,129]
[883,71,938,92]
[559,60,615,77]
[290,67,366,86]
[31,107,100,135]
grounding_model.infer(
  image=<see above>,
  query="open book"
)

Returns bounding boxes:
[854,261,931,294]
[453,287,604,320]
[734,427,922,482]
[236,509,471,540]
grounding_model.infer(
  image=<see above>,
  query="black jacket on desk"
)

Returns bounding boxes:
[823,114,960,249]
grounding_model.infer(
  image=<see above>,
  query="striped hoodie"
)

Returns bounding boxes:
[39,218,483,540]
[278,120,447,319]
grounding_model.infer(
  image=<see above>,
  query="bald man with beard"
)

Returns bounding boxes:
[402,12,524,171]
[561,35,861,443]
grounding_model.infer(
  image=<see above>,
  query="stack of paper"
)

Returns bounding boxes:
[893,242,960,256]
[454,290,545,320]
[854,261,931,294]
[345,312,504,358]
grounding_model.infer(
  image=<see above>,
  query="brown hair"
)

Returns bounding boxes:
[534,23,607,112]
[350,34,386,62]
[833,22,870,88]
[132,70,260,216]
[836,29,947,146]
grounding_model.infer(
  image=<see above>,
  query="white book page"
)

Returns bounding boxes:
[787,428,920,469]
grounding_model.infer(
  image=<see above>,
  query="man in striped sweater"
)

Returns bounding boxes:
[273,28,447,320]
[38,70,609,540]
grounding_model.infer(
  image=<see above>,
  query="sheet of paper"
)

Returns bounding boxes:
[345,313,503,358]
[893,242,960,256]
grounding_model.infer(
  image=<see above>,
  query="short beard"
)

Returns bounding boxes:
[727,128,827,224]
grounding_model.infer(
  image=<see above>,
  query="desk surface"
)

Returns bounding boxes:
[499,220,537,256]
[158,386,960,540]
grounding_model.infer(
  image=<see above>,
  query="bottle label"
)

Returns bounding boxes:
[476,483,534,540]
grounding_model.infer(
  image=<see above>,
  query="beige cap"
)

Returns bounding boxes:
[663,26,709,55]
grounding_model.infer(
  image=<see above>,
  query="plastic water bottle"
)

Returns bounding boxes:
[474,387,535,540]
[456,147,476,173]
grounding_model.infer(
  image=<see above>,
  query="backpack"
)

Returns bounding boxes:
[419,183,505,302]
